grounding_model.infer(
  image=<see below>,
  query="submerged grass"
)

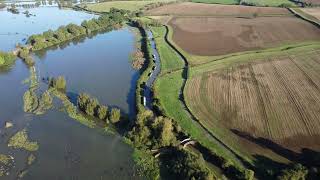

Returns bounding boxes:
[8,129,39,152]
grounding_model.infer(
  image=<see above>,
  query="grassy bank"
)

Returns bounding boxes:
[151,26,250,171]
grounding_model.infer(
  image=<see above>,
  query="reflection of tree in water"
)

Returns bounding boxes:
[64,144,81,168]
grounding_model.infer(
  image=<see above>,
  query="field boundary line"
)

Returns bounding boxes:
[288,8,320,28]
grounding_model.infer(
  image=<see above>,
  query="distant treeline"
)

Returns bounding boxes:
[27,8,129,51]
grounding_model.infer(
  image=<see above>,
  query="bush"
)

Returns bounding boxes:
[49,76,66,91]
[161,148,213,180]
[23,90,39,113]
[97,105,108,120]
[110,108,121,123]
[277,163,308,180]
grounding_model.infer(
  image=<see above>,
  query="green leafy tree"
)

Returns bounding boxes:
[277,163,308,180]
[97,105,108,120]
[110,108,121,123]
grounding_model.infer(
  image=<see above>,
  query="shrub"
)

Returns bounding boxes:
[277,163,308,180]
[49,76,66,91]
[110,108,121,123]
[97,105,108,120]
[23,90,39,113]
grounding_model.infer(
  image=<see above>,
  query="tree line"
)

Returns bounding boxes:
[27,8,129,51]
[77,93,121,124]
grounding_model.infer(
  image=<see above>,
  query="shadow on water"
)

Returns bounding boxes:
[126,70,139,119]
[231,129,320,179]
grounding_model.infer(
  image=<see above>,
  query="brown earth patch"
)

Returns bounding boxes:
[168,16,320,56]
[146,2,290,16]
[185,50,320,152]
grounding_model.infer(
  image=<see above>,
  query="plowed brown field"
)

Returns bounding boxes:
[169,16,320,56]
[185,50,320,151]
[300,8,320,20]
[146,2,290,16]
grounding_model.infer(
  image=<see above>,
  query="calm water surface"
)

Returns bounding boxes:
[0,4,141,179]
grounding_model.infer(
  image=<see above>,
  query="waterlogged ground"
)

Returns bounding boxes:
[0,3,142,179]
[0,5,96,51]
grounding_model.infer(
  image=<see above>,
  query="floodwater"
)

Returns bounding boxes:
[0,3,96,51]
[0,2,141,179]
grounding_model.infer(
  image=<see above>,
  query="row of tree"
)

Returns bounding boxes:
[77,93,121,124]
[27,8,129,51]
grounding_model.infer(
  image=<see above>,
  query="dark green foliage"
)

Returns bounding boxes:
[49,76,66,91]
[97,105,108,120]
[128,110,177,149]
[26,9,128,51]
[66,23,86,36]
[161,148,213,180]
[77,93,119,123]
[110,108,121,123]
[277,163,308,180]
[85,98,99,116]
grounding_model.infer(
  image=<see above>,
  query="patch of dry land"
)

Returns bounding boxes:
[168,16,320,56]
[146,2,290,16]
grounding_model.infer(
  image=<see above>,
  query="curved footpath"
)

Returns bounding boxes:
[160,25,248,167]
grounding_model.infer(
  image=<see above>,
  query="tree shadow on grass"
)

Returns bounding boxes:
[231,129,320,179]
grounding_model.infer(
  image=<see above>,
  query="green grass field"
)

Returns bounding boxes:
[191,0,239,5]
[86,0,174,12]
[151,27,184,73]
[240,0,296,7]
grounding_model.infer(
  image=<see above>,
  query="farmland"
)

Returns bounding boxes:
[299,7,320,20]
[148,1,320,178]
[185,45,320,153]
[168,16,320,56]
[85,0,174,12]
[146,2,291,16]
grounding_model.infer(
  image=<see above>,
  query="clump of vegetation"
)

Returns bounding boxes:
[110,108,121,123]
[161,147,213,180]
[7,4,19,14]
[77,93,124,126]
[0,51,16,67]
[8,129,39,151]
[131,50,145,69]
[23,89,53,115]
[277,163,308,180]
[17,47,34,67]
[128,110,177,149]
[23,89,39,113]
[132,149,160,180]
[0,154,14,177]
[27,8,129,51]
[49,76,66,92]
[27,154,36,165]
